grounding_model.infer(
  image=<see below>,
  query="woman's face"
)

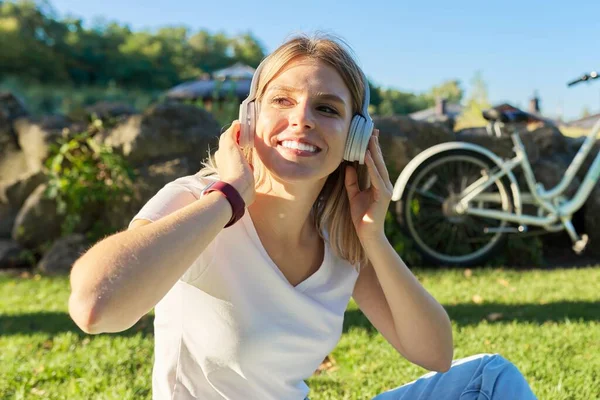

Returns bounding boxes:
[254,58,353,184]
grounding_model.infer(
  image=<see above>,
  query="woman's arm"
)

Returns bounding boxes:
[354,237,453,372]
[69,191,232,335]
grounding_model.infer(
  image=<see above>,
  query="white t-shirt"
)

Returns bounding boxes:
[129,174,360,400]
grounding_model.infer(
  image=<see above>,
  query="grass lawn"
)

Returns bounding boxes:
[1,267,599,400]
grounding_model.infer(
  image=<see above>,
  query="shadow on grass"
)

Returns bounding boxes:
[0,312,154,337]
[3,301,598,337]
[343,301,600,333]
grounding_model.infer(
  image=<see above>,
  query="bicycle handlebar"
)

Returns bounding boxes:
[568,71,598,87]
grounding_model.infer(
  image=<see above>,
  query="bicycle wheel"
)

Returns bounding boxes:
[397,149,513,266]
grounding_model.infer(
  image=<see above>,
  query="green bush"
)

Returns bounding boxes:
[384,211,423,267]
[43,118,137,243]
[485,234,544,268]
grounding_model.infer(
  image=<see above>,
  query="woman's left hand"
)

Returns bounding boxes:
[344,128,394,243]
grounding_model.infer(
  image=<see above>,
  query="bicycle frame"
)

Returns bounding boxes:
[456,117,600,229]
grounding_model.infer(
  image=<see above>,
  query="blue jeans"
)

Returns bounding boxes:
[371,353,537,400]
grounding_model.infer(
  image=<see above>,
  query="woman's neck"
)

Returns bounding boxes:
[250,176,326,247]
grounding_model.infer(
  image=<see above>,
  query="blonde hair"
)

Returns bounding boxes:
[198,33,371,270]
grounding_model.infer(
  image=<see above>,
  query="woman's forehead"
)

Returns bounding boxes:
[265,58,351,99]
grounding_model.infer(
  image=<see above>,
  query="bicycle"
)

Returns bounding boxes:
[391,71,600,266]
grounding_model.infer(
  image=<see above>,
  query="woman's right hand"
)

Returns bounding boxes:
[213,120,256,206]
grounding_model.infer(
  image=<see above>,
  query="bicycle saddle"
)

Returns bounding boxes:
[482,109,530,123]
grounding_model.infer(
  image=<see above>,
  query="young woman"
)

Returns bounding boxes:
[69,34,537,400]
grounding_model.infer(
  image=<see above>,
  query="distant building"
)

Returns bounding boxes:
[409,98,463,122]
[565,113,600,130]
[165,62,255,110]
[409,93,561,128]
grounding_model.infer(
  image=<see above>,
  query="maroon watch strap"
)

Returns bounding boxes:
[203,181,245,228]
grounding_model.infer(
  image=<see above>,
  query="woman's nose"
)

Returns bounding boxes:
[289,102,315,131]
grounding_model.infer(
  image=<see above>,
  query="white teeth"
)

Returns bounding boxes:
[280,140,318,153]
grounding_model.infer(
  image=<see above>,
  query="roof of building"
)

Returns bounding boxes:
[409,103,463,120]
[165,63,256,100]
[565,113,600,129]
[212,62,256,80]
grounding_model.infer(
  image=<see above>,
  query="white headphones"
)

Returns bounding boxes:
[238,59,374,164]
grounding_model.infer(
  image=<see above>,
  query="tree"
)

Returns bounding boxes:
[455,71,491,129]
[428,79,463,103]
[231,33,265,68]
[376,88,431,116]
[581,107,591,118]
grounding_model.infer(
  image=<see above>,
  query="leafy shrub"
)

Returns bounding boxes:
[43,118,136,242]
[384,211,423,267]
[485,234,544,268]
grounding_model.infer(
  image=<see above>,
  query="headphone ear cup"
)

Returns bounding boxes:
[357,117,373,164]
[344,116,360,162]
[238,101,255,148]
[345,115,373,164]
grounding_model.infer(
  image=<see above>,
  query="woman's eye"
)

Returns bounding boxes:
[271,97,291,106]
[318,105,339,115]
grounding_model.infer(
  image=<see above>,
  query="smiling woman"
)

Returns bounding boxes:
[67,32,537,400]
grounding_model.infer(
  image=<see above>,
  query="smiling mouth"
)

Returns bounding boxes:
[277,140,322,154]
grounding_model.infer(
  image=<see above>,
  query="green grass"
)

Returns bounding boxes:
[1,267,599,400]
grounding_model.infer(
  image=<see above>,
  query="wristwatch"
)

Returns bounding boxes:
[201,180,246,228]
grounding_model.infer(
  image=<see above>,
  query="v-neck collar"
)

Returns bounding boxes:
[241,210,329,292]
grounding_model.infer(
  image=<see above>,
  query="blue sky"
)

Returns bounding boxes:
[48,0,600,120]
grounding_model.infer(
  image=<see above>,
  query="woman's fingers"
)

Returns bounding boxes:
[345,164,360,199]
[368,132,393,191]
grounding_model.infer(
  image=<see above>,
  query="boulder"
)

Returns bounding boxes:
[0,170,47,238]
[101,157,193,231]
[2,170,47,209]
[84,101,137,121]
[0,200,17,238]
[0,92,30,182]
[0,239,30,269]
[584,184,600,257]
[36,233,88,275]
[532,156,581,198]
[13,115,86,172]
[374,116,455,177]
[12,184,62,250]
[98,102,221,169]
[520,125,568,160]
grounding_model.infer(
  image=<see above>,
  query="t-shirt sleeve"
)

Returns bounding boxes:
[128,174,217,229]
[127,173,219,283]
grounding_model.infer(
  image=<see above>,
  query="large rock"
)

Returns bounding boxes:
[374,116,455,177]
[13,115,85,172]
[0,239,30,269]
[0,92,30,182]
[12,184,62,250]
[36,233,88,275]
[2,170,47,209]
[532,156,581,198]
[0,200,17,239]
[98,102,221,169]
[584,184,600,257]
[84,101,137,121]
[520,125,569,161]
[0,170,47,238]
[101,157,193,231]
[455,129,517,159]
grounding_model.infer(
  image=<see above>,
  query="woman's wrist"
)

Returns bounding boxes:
[201,181,246,227]
[203,190,235,226]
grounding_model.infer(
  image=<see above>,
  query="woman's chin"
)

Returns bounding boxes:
[265,162,333,184]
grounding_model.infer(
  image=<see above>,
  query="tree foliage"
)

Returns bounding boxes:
[0,0,267,89]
